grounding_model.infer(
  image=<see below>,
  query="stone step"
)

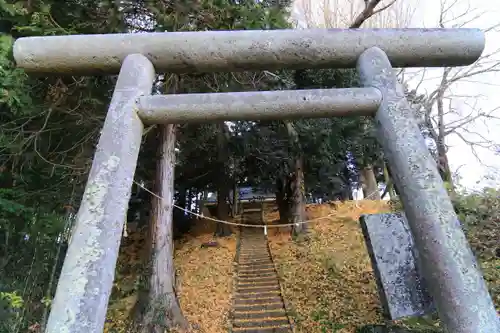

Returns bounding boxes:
[238,270,276,276]
[237,280,278,287]
[238,263,273,269]
[232,227,291,333]
[233,318,290,329]
[239,254,269,258]
[239,249,269,253]
[239,255,270,259]
[232,327,290,333]
[240,245,269,249]
[238,267,276,277]
[240,233,266,236]
[235,288,280,296]
[240,239,267,243]
[233,302,284,312]
[236,258,273,266]
[236,281,280,288]
[236,280,279,287]
[238,272,276,278]
[233,296,284,306]
[239,264,275,269]
[240,249,268,252]
[237,286,280,293]
[233,309,287,320]
[238,256,271,260]
[240,249,270,252]
[238,263,274,270]
[237,276,278,284]
[241,237,267,241]
[238,266,275,273]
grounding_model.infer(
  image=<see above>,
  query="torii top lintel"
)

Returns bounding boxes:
[13,28,484,75]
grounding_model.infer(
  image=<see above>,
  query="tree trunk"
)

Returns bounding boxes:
[382,162,396,199]
[436,139,455,192]
[232,182,238,217]
[360,165,381,200]
[435,79,455,194]
[215,183,232,236]
[275,176,290,224]
[215,123,232,237]
[285,121,307,235]
[193,189,199,214]
[341,161,353,201]
[177,187,187,210]
[186,188,192,212]
[142,125,188,332]
[290,157,307,235]
[199,189,208,219]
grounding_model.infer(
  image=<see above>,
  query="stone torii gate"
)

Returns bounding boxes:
[14,29,500,333]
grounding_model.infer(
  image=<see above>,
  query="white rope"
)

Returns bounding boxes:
[134,180,337,228]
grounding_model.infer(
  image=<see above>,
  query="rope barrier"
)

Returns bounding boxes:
[133,180,381,229]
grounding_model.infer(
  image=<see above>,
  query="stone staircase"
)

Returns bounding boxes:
[231,228,292,333]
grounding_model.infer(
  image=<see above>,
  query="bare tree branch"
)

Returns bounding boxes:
[349,0,397,28]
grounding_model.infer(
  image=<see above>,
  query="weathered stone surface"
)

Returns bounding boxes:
[233,319,290,328]
[136,88,381,124]
[14,28,484,74]
[360,212,435,320]
[44,54,155,333]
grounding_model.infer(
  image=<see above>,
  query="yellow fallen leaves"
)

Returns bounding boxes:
[268,200,391,333]
[174,219,237,333]
[104,215,237,333]
[104,227,148,333]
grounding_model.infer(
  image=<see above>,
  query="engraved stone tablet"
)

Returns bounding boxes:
[360,212,435,320]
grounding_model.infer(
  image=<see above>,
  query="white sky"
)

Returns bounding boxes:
[409,0,500,190]
[291,0,500,191]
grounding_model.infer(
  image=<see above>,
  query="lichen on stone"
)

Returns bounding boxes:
[52,154,122,330]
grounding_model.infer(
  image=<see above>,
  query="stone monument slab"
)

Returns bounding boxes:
[360,212,435,320]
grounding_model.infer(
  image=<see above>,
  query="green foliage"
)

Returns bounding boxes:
[453,188,500,229]
[0,35,31,115]
[290,68,384,195]
[0,1,122,330]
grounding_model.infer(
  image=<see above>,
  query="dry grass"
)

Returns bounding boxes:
[174,217,237,333]
[267,200,391,333]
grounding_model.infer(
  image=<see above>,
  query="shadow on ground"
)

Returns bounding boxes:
[356,324,442,333]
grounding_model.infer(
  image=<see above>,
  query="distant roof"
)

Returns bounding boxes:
[206,186,275,203]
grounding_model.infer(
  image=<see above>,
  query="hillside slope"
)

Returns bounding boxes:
[267,201,499,333]
[267,201,391,333]
[105,200,498,333]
